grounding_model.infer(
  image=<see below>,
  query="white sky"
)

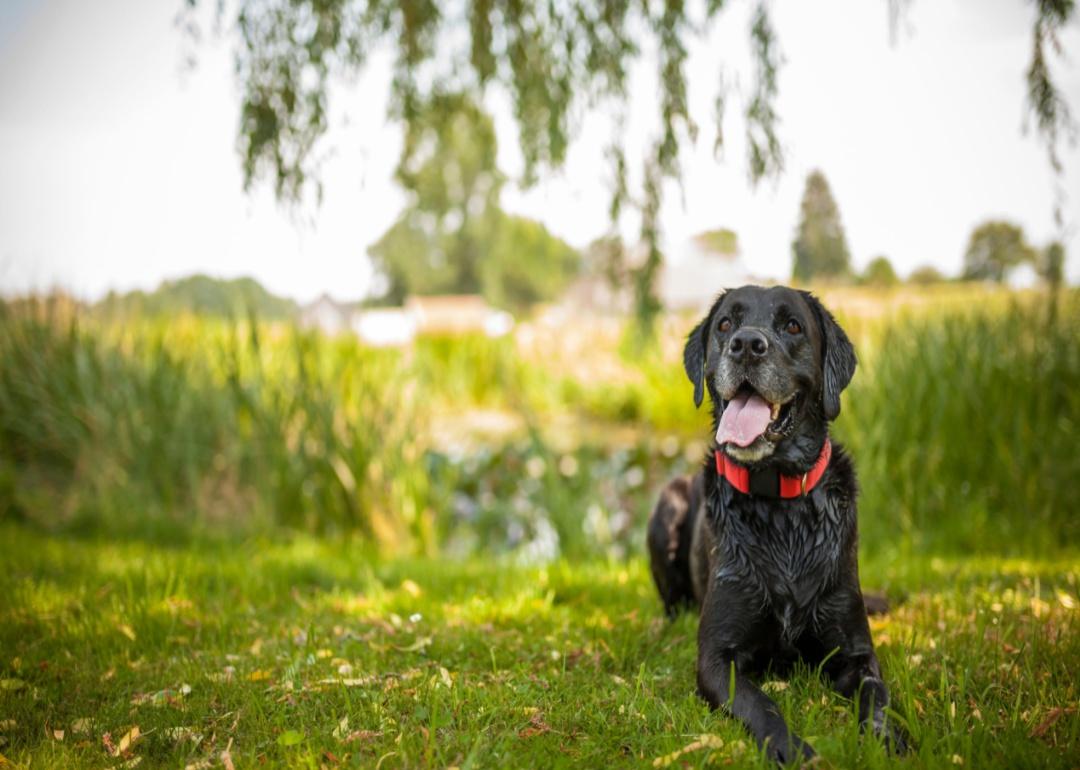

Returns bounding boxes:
[1,0,1078,303]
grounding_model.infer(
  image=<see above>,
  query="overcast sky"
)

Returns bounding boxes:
[1,0,1078,303]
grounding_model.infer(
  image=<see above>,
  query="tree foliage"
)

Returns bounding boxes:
[860,255,899,287]
[1039,241,1066,287]
[791,170,851,284]
[367,93,578,313]
[961,221,1037,282]
[695,228,740,256]
[183,0,1076,322]
[1026,0,1078,224]
[908,264,948,285]
[96,274,297,320]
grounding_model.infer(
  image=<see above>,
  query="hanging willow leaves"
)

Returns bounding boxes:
[183,0,1075,327]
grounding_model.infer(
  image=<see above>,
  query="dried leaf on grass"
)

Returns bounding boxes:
[518,711,552,739]
[103,725,141,757]
[652,735,725,768]
[341,729,382,744]
[1029,706,1076,738]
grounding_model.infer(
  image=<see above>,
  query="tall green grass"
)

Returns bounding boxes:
[837,294,1079,555]
[1,292,1076,558]
[0,302,434,548]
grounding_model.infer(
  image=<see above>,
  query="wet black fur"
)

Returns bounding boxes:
[648,286,905,764]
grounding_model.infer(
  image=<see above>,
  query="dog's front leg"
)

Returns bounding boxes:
[819,589,908,752]
[696,592,815,764]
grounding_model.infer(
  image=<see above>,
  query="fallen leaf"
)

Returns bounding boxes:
[131,685,190,707]
[115,725,141,756]
[248,670,272,682]
[342,730,381,744]
[652,735,725,768]
[71,718,91,734]
[1029,707,1069,738]
[207,666,236,683]
[518,711,552,739]
[165,727,203,745]
[400,579,422,598]
[52,729,64,741]
[332,716,349,740]
[117,624,137,642]
[395,636,432,653]
[277,730,304,747]
[316,675,378,688]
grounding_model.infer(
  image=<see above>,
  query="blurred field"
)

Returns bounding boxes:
[1,284,1076,558]
[2,284,1078,768]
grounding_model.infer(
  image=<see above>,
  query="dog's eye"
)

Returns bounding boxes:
[718,317,732,333]
[786,319,802,335]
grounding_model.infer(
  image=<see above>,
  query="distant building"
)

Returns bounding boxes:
[352,308,417,347]
[298,294,355,335]
[1005,263,1039,290]
[404,295,513,337]
[659,230,755,311]
[307,294,515,347]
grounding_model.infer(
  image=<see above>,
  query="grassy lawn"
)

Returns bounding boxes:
[1,525,1077,769]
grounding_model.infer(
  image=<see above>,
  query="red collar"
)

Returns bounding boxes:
[715,439,832,499]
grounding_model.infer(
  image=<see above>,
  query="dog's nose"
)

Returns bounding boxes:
[728,329,769,361]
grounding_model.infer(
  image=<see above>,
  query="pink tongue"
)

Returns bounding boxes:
[717,392,773,447]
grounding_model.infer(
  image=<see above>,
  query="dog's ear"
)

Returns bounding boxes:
[803,292,856,420]
[684,295,723,408]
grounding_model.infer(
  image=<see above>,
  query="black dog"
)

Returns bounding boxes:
[647,285,902,763]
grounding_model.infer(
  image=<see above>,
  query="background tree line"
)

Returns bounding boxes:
[791,169,1067,290]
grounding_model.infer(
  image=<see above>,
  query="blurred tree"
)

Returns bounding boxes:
[368,93,501,301]
[181,0,1076,327]
[1040,240,1066,324]
[583,235,630,289]
[961,221,1037,282]
[792,170,852,284]
[696,228,740,256]
[482,214,580,313]
[95,275,297,320]
[1039,241,1066,288]
[368,93,579,313]
[860,255,899,287]
[908,265,948,285]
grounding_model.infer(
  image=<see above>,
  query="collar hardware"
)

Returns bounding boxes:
[714,439,832,499]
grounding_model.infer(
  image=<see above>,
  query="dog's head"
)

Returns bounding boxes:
[683,285,855,468]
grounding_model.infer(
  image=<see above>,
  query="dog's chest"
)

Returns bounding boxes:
[718,493,844,639]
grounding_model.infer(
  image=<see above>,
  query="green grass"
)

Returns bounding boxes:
[1,288,1078,767]
[1,525,1077,769]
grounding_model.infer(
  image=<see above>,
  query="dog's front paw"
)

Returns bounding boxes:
[867,715,911,755]
[763,733,816,766]
[881,721,911,755]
